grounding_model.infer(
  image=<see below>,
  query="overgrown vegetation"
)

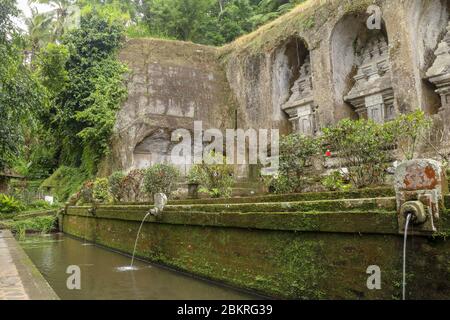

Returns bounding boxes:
[6,215,57,240]
[0,194,24,214]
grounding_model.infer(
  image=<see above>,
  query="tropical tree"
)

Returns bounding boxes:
[31,0,78,40]
[24,7,53,62]
[0,0,45,172]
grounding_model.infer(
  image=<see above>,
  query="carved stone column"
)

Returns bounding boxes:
[282,56,317,135]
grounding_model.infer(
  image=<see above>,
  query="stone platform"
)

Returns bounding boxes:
[0,230,58,300]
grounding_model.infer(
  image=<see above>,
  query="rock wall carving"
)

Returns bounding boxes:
[344,34,395,123]
[426,21,450,117]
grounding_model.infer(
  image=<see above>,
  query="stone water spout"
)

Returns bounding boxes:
[394,159,447,235]
[149,193,168,217]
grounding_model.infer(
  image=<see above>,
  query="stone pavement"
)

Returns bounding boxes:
[0,229,58,300]
[0,231,29,300]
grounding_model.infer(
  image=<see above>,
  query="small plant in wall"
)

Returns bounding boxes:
[143,164,180,197]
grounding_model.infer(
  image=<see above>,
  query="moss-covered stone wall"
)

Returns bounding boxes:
[62,205,450,299]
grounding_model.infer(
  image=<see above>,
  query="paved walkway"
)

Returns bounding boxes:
[0,229,58,300]
[0,232,29,300]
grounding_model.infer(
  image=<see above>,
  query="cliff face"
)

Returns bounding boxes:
[220,0,449,133]
[109,38,236,173]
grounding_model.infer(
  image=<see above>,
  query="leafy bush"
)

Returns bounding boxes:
[197,153,235,198]
[323,119,395,189]
[143,164,180,197]
[187,165,203,184]
[387,110,432,160]
[321,171,351,192]
[0,194,24,214]
[108,171,126,202]
[92,178,111,203]
[26,200,53,211]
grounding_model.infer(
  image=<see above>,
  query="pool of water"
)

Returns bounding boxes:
[20,233,258,300]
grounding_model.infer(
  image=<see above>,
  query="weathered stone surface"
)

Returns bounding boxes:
[394,159,448,235]
[63,205,450,300]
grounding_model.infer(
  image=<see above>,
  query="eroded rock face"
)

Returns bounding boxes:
[109,1,450,176]
[110,39,235,173]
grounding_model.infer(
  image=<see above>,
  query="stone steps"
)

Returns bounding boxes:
[168,187,395,206]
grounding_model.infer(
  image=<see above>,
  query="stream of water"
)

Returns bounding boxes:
[20,233,258,300]
[402,213,412,301]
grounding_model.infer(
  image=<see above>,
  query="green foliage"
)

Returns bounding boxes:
[41,166,89,201]
[0,1,47,171]
[387,110,432,160]
[0,194,24,214]
[7,215,57,240]
[140,0,303,45]
[108,171,126,202]
[92,178,111,203]
[267,133,321,194]
[31,13,127,175]
[35,43,69,96]
[321,171,351,192]
[323,119,395,189]
[197,153,235,198]
[122,169,145,201]
[143,164,180,196]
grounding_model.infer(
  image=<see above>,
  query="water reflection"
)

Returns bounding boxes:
[20,233,257,300]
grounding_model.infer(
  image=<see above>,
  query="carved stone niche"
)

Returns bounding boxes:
[426,21,450,117]
[344,35,395,123]
[282,56,317,135]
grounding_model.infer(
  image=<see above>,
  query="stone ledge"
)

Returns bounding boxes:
[0,230,58,300]
[65,206,399,235]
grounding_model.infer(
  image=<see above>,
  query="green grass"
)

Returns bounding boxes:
[4,216,57,240]
[41,166,90,202]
